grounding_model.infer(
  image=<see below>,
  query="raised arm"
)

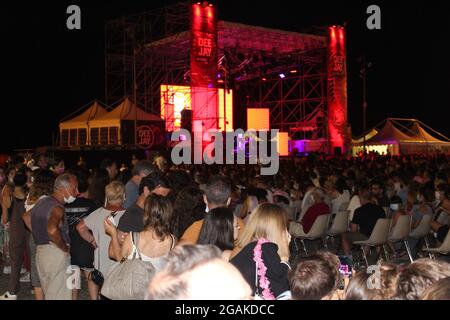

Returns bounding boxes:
[104,218,129,261]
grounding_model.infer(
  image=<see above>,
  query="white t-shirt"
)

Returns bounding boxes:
[84,207,125,276]
[331,190,351,215]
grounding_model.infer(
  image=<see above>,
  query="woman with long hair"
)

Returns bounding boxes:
[106,194,176,271]
[197,207,239,261]
[171,187,205,239]
[230,203,291,300]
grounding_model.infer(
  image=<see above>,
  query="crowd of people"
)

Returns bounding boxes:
[0,151,450,300]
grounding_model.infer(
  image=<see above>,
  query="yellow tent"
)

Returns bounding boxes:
[88,97,164,146]
[89,97,162,128]
[59,101,108,146]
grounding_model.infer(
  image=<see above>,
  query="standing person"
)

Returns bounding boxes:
[22,169,56,300]
[65,169,99,300]
[76,181,126,298]
[123,160,156,209]
[197,207,240,261]
[180,177,244,245]
[87,168,110,208]
[1,167,16,274]
[117,172,171,239]
[0,173,29,300]
[106,194,175,272]
[100,159,118,181]
[31,173,78,300]
[51,157,65,176]
[230,203,291,300]
[171,187,206,239]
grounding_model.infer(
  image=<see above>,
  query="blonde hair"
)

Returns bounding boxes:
[105,181,125,205]
[236,203,289,258]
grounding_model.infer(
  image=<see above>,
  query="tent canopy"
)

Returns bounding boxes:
[89,97,163,128]
[353,119,416,145]
[60,101,108,130]
[352,118,450,155]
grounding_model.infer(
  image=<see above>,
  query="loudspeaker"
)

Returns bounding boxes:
[180,109,192,132]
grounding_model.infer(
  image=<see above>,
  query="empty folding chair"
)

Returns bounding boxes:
[289,214,330,256]
[354,218,391,268]
[388,215,412,263]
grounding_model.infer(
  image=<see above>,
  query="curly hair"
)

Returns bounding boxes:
[172,187,206,239]
[28,169,55,202]
[395,259,450,300]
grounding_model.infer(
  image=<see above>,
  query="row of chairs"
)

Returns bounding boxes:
[288,209,450,266]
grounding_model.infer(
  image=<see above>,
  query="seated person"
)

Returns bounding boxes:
[341,188,386,257]
[430,198,450,245]
[389,195,406,227]
[289,188,329,235]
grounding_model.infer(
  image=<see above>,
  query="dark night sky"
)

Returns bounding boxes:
[1,0,449,152]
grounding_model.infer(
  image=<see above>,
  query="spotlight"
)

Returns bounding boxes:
[262,77,267,81]
[290,69,298,74]
[279,73,286,79]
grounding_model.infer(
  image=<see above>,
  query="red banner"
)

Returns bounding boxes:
[190,3,217,88]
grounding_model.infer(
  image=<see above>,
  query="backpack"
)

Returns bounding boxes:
[101,232,156,300]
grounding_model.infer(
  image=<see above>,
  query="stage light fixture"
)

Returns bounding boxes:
[279,73,286,79]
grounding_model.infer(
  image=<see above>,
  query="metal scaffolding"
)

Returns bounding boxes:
[105,2,329,149]
[105,1,191,113]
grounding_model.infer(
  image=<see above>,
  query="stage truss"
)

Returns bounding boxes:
[105,2,329,149]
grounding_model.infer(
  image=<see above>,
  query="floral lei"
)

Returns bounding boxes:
[253,238,275,300]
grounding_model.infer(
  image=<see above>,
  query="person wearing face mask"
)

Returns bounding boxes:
[30,173,78,300]
[389,196,406,228]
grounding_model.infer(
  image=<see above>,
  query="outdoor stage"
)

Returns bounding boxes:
[59,1,351,157]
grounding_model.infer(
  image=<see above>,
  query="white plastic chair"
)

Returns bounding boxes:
[388,215,412,263]
[289,214,330,256]
[354,219,392,267]
[422,228,450,258]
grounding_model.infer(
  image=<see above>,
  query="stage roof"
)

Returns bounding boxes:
[146,20,326,54]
